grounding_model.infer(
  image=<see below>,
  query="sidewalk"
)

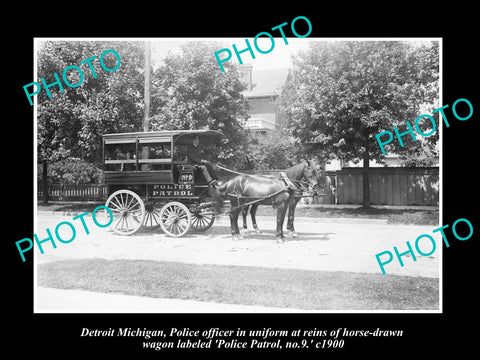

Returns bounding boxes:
[35,287,306,313]
[297,204,438,211]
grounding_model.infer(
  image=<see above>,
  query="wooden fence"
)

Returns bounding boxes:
[336,167,439,206]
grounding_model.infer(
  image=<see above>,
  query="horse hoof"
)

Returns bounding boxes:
[288,231,298,238]
[232,234,243,241]
[254,228,262,234]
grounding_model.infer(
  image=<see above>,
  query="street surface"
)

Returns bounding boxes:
[34,212,441,312]
[35,212,440,278]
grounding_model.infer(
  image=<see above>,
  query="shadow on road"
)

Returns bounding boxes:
[200,225,334,242]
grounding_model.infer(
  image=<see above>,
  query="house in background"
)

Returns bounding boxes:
[237,64,436,170]
[238,64,289,134]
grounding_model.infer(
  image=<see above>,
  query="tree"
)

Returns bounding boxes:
[280,41,439,205]
[245,130,304,170]
[150,41,250,168]
[37,41,145,202]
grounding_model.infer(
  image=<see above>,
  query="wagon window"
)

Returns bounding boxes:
[174,142,219,162]
[104,142,137,171]
[173,144,188,162]
[139,143,171,159]
[138,141,172,170]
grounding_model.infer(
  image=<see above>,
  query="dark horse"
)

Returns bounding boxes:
[213,161,317,241]
[241,164,318,237]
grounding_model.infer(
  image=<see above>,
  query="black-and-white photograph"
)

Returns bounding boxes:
[32,37,442,313]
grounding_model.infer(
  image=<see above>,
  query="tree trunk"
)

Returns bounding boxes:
[362,150,370,207]
[143,41,151,132]
[42,160,49,205]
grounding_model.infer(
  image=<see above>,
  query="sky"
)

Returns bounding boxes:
[150,37,312,71]
[150,37,437,72]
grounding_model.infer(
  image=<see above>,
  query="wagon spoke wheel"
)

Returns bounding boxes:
[159,202,191,237]
[143,201,163,230]
[105,190,145,236]
[190,207,215,232]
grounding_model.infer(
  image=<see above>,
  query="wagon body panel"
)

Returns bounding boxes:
[104,170,173,185]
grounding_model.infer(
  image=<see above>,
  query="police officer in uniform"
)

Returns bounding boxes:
[186,136,220,188]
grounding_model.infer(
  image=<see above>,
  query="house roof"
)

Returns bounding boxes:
[242,68,289,98]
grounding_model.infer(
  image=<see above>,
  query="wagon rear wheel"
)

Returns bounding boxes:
[105,190,145,235]
[159,202,191,237]
[190,207,215,232]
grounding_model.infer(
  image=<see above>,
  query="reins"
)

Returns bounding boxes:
[213,164,324,214]
[215,165,273,181]
[216,164,317,195]
[215,165,303,213]
[216,164,311,185]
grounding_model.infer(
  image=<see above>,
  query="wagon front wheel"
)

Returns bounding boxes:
[159,202,191,237]
[190,207,215,232]
[105,190,145,235]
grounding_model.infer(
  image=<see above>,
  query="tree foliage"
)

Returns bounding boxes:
[245,131,304,170]
[280,41,440,166]
[37,41,145,167]
[38,158,103,185]
[150,41,250,168]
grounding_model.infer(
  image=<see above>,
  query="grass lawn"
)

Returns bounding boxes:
[38,259,439,311]
[37,201,438,225]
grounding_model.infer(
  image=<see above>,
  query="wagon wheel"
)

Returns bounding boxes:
[159,202,192,237]
[190,207,215,232]
[105,190,145,235]
[142,200,163,230]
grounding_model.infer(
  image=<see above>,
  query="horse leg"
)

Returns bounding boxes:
[275,202,289,242]
[250,203,262,234]
[229,198,242,240]
[242,205,249,231]
[287,197,300,238]
[230,208,243,240]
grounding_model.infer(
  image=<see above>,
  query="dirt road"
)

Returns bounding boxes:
[34,212,440,278]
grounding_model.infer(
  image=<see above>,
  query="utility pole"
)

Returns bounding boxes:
[143,41,151,132]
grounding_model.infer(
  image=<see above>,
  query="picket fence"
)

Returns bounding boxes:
[38,184,108,201]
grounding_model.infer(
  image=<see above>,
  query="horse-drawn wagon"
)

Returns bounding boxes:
[102,130,223,237]
[102,129,320,240]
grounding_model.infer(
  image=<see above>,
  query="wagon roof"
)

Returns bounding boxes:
[102,130,225,144]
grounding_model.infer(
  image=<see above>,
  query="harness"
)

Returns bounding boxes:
[217,167,301,213]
